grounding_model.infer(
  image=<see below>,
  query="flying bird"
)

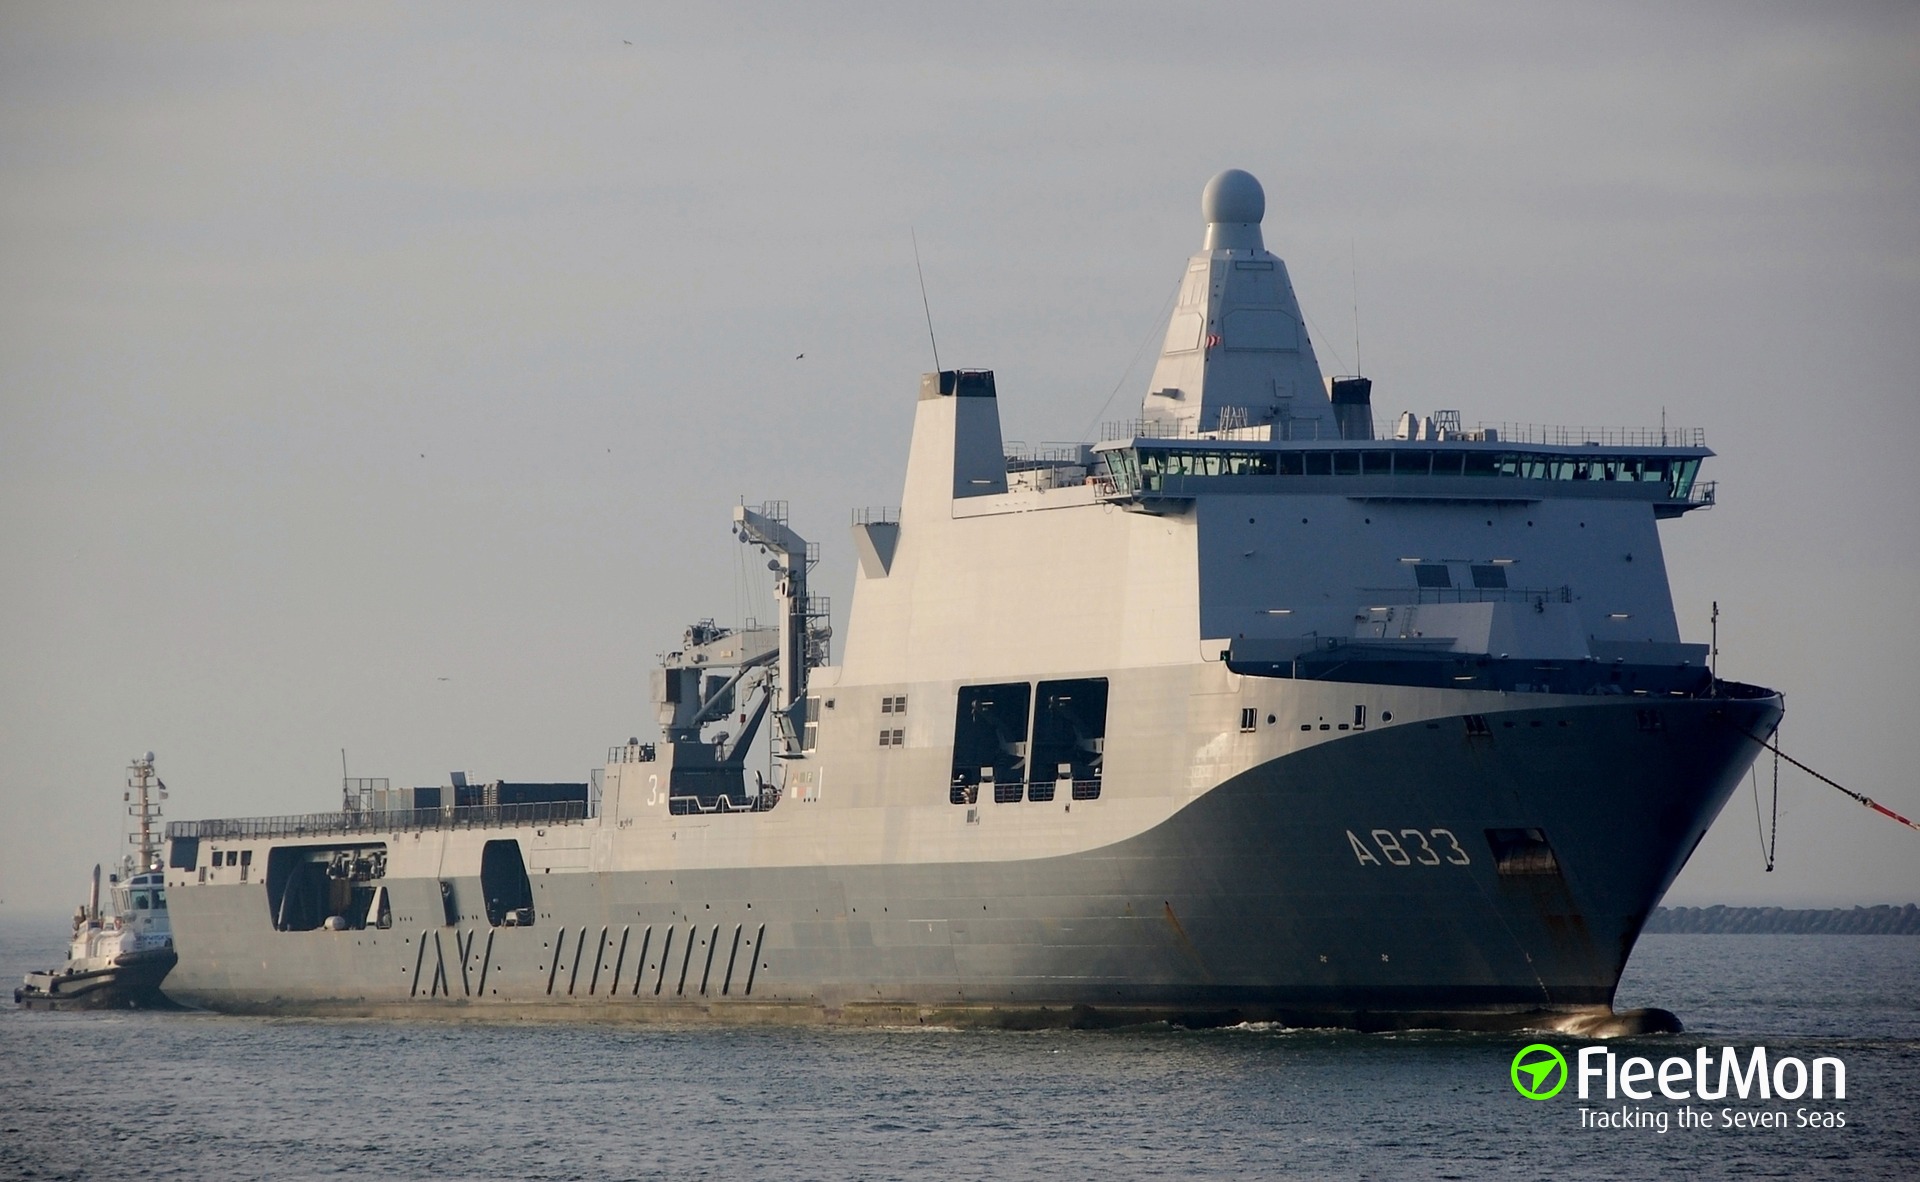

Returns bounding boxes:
[795,352,805,359]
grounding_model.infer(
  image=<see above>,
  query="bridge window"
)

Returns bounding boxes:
[1098,443,1703,499]
[1669,459,1701,499]
[1414,564,1452,589]
[1470,565,1508,589]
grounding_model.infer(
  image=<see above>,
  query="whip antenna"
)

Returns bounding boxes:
[1350,240,1361,375]
[911,226,942,372]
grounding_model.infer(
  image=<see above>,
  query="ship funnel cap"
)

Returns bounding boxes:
[1202,169,1265,251]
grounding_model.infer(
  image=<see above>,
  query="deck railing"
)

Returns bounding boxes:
[165,800,590,841]
[1101,417,1707,448]
[1355,585,1576,606]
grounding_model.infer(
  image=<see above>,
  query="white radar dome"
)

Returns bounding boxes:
[1202,169,1265,225]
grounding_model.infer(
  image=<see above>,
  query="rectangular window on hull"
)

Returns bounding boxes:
[951,682,1031,804]
[168,836,199,871]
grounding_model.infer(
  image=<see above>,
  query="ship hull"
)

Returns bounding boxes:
[161,693,1778,1030]
[14,946,179,1012]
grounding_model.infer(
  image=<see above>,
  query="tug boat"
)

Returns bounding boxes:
[16,754,177,1010]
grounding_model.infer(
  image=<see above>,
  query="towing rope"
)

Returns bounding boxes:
[1737,726,1920,837]
[1748,741,1780,872]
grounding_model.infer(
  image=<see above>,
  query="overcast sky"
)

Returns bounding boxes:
[2,2,1915,913]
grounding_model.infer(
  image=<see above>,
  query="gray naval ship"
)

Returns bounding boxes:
[160,170,1782,1032]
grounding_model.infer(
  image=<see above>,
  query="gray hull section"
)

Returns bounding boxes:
[164,695,1778,1028]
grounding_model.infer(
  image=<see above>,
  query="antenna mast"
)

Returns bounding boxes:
[126,752,164,872]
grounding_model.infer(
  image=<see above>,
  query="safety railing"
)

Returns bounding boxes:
[165,800,590,841]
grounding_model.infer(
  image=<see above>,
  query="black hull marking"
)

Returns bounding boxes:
[610,926,630,996]
[744,923,765,996]
[635,925,654,996]
[566,926,587,996]
[410,932,428,998]
[722,924,742,995]
[654,927,673,995]
[588,926,608,996]
[676,925,695,996]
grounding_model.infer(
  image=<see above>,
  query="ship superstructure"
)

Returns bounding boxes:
[158,172,1781,1031]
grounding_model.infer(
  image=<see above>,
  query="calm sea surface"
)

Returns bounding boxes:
[1,918,1913,1181]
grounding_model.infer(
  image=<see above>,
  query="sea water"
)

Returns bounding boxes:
[1,918,1913,1180]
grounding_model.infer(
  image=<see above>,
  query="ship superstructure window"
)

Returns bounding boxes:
[878,728,904,747]
[881,695,909,714]
[1470,565,1508,589]
[950,683,1031,804]
[168,836,198,871]
[1095,445,1703,500]
[1030,679,1108,803]
[802,696,819,752]
[1414,564,1451,589]
[1240,707,1258,732]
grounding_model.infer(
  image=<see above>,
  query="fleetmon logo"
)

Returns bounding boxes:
[1511,1044,1569,1100]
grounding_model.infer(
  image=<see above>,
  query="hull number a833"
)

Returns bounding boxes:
[1347,828,1472,867]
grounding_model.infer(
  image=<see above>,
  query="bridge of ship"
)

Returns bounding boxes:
[1085,424,1712,519]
